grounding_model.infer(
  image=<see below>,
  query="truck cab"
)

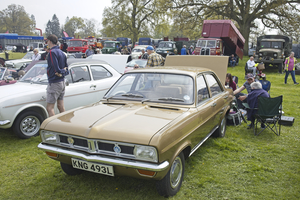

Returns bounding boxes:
[102,41,121,54]
[156,41,178,57]
[67,39,88,53]
[194,38,223,56]
[254,35,292,73]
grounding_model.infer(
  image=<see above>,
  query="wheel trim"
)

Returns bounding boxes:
[170,156,183,189]
[19,115,41,137]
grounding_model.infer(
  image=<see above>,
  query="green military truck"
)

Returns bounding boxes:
[156,37,196,57]
[102,41,121,54]
[254,35,292,73]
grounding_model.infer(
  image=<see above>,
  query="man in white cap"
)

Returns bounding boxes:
[146,46,165,67]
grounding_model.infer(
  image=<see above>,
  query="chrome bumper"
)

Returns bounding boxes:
[38,143,169,172]
[0,120,10,126]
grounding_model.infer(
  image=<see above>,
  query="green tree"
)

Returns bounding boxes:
[0,4,34,35]
[64,17,85,37]
[51,14,61,37]
[166,0,300,55]
[101,0,167,45]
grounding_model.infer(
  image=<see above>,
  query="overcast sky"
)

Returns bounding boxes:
[1,0,112,34]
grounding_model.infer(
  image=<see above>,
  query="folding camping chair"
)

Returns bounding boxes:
[259,79,271,95]
[253,95,282,136]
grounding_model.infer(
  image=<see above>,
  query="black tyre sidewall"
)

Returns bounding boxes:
[13,111,44,139]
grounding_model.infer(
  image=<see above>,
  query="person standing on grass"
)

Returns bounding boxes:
[284,52,299,85]
[46,34,68,117]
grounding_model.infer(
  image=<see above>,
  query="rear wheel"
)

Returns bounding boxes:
[13,111,44,139]
[156,152,185,197]
[213,115,226,138]
[60,162,83,176]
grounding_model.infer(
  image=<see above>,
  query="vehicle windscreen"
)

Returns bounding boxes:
[23,52,34,59]
[271,42,282,49]
[126,60,147,68]
[196,40,216,48]
[19,64,48,84]
[260,41,271,48]
[158,43,173,48]
[105,72,194,105]
[104,42,115,48]
[69,41,82,47]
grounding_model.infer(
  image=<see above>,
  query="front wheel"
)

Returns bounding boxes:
[13,111,44,139]
[156,152,185,197]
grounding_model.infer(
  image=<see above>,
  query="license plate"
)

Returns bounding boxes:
[71,158,114,176]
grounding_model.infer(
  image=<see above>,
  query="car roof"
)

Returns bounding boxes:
[126,66,213,77]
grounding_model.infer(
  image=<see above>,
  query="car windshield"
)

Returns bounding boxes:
[104,42,115,48]
[196,40,216,48]
[260,41,271,48]
[22,52,34,59]
[126,60,147,68]
[69,41,82,47]
[158,43,173,48]
[19,63,49,84]
[105,72,194,105]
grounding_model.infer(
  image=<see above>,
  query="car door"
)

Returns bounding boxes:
[190,74,216,149]
[89,65,119,100]
[204,73,227,126]
[61,64,97,112]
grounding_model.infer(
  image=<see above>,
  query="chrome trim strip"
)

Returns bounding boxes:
[38,143,169,172]
[189,126,218,157]
[0,120,10,126]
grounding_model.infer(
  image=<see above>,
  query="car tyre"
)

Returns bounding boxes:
[60,162,83,176]
[213,115,226,138]
[156,152,185,197]
[13,111,44,139]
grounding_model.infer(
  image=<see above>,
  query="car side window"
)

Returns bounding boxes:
[67,66,91,83]
[90,65,112,80]
[197,74,209,104]
[205,74,223,97]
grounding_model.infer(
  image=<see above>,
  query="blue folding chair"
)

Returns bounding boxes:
[259,79,271,95]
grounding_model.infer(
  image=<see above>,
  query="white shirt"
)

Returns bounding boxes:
[247,59,255,68]
[32,53,41,61]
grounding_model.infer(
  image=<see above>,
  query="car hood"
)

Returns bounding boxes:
[0,82,45,100]
[42,102,189,145]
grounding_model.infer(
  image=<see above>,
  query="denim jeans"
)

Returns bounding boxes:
[230,60,236,67]
[284,70,296,83]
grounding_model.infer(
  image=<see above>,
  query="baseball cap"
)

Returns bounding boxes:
[246,73,254,79]
[146,46,154,51]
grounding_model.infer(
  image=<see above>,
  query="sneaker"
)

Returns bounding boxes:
[295,82,299,85]
[247,123,253,129]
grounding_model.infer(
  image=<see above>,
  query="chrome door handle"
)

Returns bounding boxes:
[211,103,217,107]
[90,84,96,88]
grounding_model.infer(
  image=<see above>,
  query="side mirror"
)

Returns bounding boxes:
[65,78,69,86]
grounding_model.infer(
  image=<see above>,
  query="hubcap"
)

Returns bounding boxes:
[20,115,40,137]
[170,156,183,189]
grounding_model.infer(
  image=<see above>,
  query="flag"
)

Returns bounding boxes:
[63,31,69,37]
[5,30,9,33]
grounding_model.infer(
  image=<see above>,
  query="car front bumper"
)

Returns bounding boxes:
[38,143,169,172]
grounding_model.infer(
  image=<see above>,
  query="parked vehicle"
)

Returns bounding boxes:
[138,37,153,45]
[67,39,89,54]
[156,37,196,57]
[86,54,129,73]
[5,51,44,69]
[0,59,121,139]
[254,35,292,73]
[194,20,245,62]
[116,37,132,46]
[0,43,28,60]
[0,67,17,86]
[27,42,44,51]
[124,59,147,73]
[101,41,121,54]
[37,55,232,197]
[130,45,148,59]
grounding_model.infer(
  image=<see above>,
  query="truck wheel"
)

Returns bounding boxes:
[12,111,44,139]
[278,63,284,74]
[156,152,185,197]
[60,162,83,176]
[213,115,226,138]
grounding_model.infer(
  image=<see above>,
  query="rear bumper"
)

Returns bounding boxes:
[38,143,169,172]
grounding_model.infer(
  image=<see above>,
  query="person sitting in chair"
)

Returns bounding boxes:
[246,56,256,75]
[246,82,270,129]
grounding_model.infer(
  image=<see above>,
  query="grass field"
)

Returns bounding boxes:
[1,56,300,200]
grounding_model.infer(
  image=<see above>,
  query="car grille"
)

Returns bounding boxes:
[57,134,136,159]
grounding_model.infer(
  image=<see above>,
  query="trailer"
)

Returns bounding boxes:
[194,20,245,60]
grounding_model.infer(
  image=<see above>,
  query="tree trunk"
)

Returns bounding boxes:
[238,22,251,57]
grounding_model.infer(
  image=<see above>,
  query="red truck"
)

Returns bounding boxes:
[67,39,88,53]
[194,20,245,60]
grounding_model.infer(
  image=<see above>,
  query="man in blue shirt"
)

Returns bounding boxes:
[181,45,187,55]
[46,34,68,117]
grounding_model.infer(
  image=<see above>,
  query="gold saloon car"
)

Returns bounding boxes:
[38,56,233,197]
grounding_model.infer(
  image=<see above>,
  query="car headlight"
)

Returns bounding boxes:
[134,145,158,162]
[259,53,262,57]
[273,53,277,58]
[41,130,58,143]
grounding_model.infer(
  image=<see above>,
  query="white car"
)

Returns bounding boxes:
[131,45,148,59]
[5,51,45,69]
[0,59,121,139]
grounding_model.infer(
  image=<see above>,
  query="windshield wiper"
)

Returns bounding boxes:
[121,93,144,98]
[158,97,185,102]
